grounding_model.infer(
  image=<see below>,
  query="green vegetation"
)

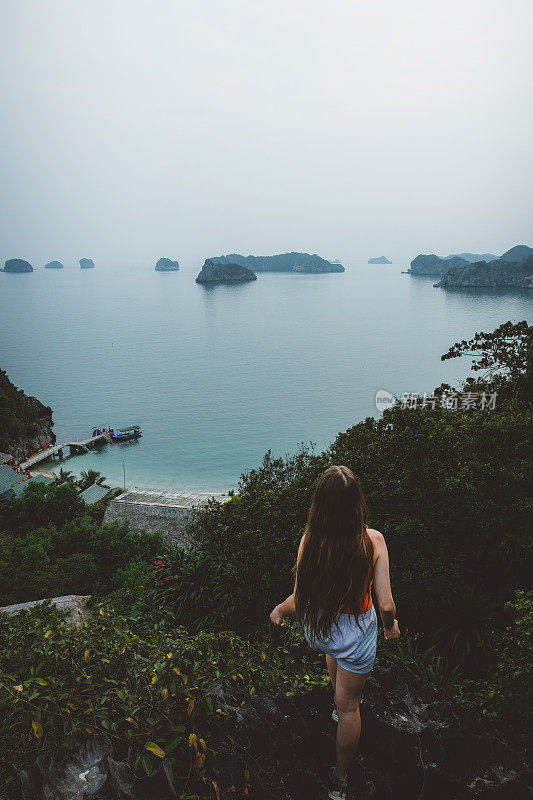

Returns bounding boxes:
[0,603,325,793]
[78,469,108,491]
[0,369,53,453]
[0,320,531,790]
[0,482,162,605]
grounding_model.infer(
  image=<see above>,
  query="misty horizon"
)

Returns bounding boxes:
[1,0,532,268]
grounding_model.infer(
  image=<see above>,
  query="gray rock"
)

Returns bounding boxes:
[107,757,176,799]
[196,258,257,284]
[12,734,177,800]
[1,392,55,462]
[155,257,180,271]
[368,256,392,264]
[435,255,533,289]
[44,260,64,269]
[79,258,95,269]
[3,258,33,273]
[18,734,111,800]
[0,594,91,626]
[210,252,345,273]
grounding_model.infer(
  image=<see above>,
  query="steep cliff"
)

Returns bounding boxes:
[0,370,55,461]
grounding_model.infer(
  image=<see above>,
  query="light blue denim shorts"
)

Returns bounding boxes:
[304,606,378,674]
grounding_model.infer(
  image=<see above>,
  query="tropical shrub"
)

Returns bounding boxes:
[0,602,327,790]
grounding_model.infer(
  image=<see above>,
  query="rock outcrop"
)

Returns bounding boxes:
[79,258,95,269]
[0,595,90,627]
[435,254,533,289]
[44,260,63,269]
[210,252,345,273]
[0,370,55,461]
[368,256,392,264]
[196,258,257,284]
[444,252,498,263]
[155,257,180,271]
[409,254,468,276]
[2,258,33,273]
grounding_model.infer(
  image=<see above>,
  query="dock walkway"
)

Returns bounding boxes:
[19,433,112,470]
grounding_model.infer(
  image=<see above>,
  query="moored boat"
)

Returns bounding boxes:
[110,425,142,442]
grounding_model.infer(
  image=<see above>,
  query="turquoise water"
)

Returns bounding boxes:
[1,261,530,491]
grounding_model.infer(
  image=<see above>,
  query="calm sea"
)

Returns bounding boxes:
[1,261,530,491]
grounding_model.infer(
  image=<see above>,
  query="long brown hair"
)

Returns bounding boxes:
[295,465,374,642]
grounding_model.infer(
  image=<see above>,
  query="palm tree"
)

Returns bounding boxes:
[78,469,107,491]
[52,468,74,485]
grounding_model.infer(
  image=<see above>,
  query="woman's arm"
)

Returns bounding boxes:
[270,593,295,626]
[369,529,400,640]
[269,533,306,627]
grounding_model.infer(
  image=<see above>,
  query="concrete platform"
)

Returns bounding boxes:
[103,489,231,547]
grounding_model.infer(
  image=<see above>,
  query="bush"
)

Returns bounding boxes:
[0,602,327,789]
[464,590,533,727]
[0,482,84,534]
[0,500,164,605]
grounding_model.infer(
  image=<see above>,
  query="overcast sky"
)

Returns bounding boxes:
[1,0,531,268]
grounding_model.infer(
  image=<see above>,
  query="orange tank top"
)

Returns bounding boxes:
[339,579,373,615]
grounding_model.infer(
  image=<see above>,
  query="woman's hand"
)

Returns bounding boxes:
[270,605,286,627]
[383,619,400,640]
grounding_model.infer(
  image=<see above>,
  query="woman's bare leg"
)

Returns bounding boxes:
[326,654,337,694]
[334,665,368,780]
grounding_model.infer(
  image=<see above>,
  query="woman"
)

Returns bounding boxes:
[270,465,399,800]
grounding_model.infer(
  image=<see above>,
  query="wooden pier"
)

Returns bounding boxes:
[19,432,112,471]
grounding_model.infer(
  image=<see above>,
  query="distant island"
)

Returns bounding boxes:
[498,244,533,262]
[444,252,498,263]
[155,257,180,271]
[435,248,533,289]
[409,251,501,276]
[79,258,95,269]
[368,256,392,264]
[196,258,257,284]
[2,259,33,273]
[44,260,63,269]
[209,252,345,274]
[409,254,469,276]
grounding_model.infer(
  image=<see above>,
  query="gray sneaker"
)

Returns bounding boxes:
[328,766,347,799]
